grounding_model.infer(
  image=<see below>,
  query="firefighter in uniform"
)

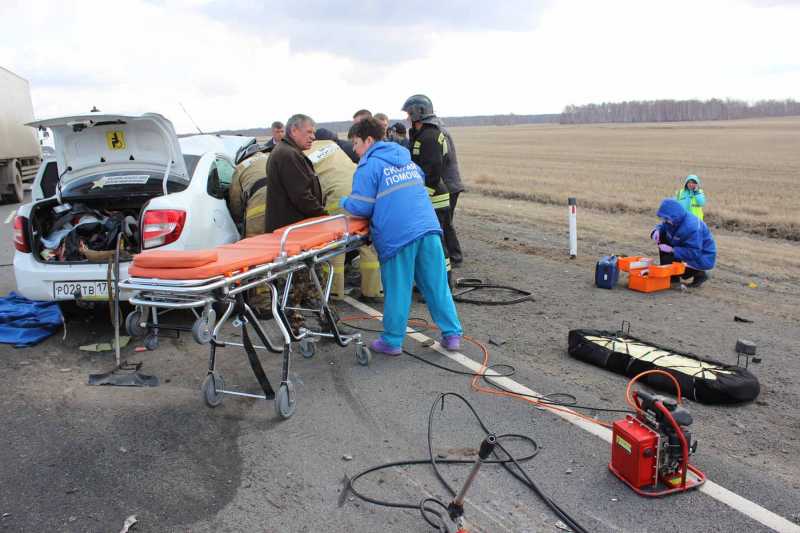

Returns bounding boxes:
[304,139,383,301]
[229,144,269,237]
[228,143,270,313]
[402,94,454,284]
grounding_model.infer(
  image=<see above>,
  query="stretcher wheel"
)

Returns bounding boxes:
[356,344,372,366]
[201,372,224,408]
[192,316,213,345]
[299,338,316,359]
[144,333,159,351]
[125,310,147,338]
[275,381,296,419]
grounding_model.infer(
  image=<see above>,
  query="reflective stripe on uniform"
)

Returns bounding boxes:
[360,261,380,270]
[445,257,451,271]
[246,203,266,219]
[412,140,421,156]
[376,180,421,200]
[431,193,450,210]
[349,193,376,204]
[322,264,344,274]
[438,132,448,157]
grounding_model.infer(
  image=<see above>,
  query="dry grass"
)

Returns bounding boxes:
[451,117,800,240]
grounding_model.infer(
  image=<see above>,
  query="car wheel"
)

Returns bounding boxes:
[0,166,23,204]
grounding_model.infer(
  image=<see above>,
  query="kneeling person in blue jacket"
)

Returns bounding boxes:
[341,118,463,355]
[651,198,717,287]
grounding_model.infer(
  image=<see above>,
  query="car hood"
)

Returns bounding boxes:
[27,112,188,185]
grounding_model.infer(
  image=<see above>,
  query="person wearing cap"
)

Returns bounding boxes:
[387,122,409,148]
[341,118,463,355]
[264,121,285,151]
[315,127,358,164]
[675,174,706,220]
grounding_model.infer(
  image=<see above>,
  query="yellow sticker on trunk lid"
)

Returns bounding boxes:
[106,130,126,150]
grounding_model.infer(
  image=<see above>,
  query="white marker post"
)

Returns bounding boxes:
[568,197,577,259]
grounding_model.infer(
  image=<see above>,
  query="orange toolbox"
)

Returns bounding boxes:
[618,256,686,293]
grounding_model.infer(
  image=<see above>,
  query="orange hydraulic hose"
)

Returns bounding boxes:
[625,369,682,416]
[340,314,615,429]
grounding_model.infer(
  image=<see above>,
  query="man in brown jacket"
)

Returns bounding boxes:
[266,114,326,332]
[266,114,325,232]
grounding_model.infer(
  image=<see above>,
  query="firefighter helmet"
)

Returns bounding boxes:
[402,94,435,122]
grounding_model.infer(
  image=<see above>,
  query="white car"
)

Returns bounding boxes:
[13,112,253,302]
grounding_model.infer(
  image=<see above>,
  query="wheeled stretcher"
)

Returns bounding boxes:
[119,215,373,419]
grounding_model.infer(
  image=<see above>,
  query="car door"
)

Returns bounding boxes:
[206,155,240,241]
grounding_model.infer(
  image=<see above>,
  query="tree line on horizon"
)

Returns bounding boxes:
[559,98,800,124]
[210,113,562,137]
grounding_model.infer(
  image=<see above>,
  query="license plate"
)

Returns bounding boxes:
[53,281,109,301]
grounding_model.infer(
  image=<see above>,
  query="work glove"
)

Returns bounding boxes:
[658,244,673,253]
[650,228,660,243]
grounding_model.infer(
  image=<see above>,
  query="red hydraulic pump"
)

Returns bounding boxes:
[609,370,706,497]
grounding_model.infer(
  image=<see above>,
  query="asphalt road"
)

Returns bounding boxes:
[1,196,798,532]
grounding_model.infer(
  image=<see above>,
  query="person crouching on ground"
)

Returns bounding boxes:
[651,198,716,287]
[341,118,463,355]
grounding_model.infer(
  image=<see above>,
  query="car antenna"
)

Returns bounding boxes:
[179,102,204,134]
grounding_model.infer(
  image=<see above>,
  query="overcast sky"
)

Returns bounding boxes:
[2,0,799,133]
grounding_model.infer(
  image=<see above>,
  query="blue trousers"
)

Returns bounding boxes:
[379,234,462,348]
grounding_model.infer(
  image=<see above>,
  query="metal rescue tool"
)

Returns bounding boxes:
[88,234,158,387]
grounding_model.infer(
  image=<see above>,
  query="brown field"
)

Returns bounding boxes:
[450,117,800,240]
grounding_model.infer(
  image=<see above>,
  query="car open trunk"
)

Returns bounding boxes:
[28,171,190,264]
[30,196,147,264]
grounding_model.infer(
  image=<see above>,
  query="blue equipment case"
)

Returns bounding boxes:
[595,255,619,289]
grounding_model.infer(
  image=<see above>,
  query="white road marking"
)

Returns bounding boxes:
[4,210,16,224]
[343,296,800,533]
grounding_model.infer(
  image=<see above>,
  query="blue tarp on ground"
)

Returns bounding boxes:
[0,292,64,348]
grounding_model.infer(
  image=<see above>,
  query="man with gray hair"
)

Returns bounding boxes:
[266,114,326,332]
[266,114,325,232]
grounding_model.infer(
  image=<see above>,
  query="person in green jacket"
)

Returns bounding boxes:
[675,174,706,220]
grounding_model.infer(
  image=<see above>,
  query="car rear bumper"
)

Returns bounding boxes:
[13,251,134,302]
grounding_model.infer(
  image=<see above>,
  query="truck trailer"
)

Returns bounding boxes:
[0,66,42,204]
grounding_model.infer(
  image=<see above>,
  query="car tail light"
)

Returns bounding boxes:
[13,216,30,253]
[142,210,186,249]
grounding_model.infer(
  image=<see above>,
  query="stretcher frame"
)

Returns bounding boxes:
[119,215,372,418]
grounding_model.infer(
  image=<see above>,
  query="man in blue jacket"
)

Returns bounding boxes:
[651,198,717,287]
[341,118,463,355]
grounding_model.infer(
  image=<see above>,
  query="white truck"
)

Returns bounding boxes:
[0,66,42,204]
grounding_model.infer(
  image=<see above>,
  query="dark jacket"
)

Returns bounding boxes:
[265,137,325,232]
[408,122,450,209]
[656,198,716,271]
[425,117,464,194]
[314,128,359,164]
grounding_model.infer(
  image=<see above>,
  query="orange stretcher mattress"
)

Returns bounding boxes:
[128,217,369,281]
